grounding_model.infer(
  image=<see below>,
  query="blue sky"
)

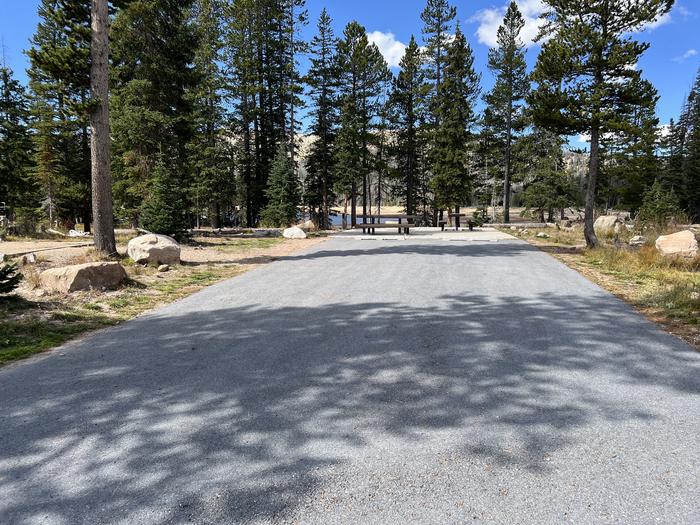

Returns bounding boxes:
[2,0,699,147]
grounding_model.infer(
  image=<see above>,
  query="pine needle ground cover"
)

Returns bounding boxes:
[0,236,327,366]
[508,226,700,350]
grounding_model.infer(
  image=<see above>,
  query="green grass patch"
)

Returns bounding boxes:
[0,305,116,365]
[0,265,245,366]
[214,238,283,252]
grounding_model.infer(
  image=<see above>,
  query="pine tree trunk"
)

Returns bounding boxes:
[407,122,414,216]
[362,173,367,223]
[90,0,116,255]
[322,168,329,230]
[585,123,601,248]
[351,183,357,227]
[211,202,221,229]
[503,89,513,224]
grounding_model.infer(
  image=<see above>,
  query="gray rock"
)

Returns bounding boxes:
[283,226,307,239]
[0,252,5,263]
[629,235,646,247]
[594,215,622,236]
[40,262,127,293]
[158,264,170,273]
[297,219,318,232]
[127,234,180,265]
[536,232,549,239]
[22,253,37,265]
[655,230,699,258]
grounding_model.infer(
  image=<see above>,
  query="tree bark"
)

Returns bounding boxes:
[351,182,357,227]
[585,122,600,247]
[90,0,116,255]
[211,202,221,229]
[503,128,512,223]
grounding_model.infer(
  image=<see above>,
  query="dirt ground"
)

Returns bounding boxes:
[1,233,330,365]
[2,233,328,302]
[1,235,325,266]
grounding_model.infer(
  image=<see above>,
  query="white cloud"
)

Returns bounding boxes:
[473,1,673,47]
[673,48,698,62]
[367,31,406,68]
[472,0,547,49]
[640,11,672,30]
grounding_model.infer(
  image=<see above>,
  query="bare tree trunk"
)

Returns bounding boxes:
[90,0,116,255]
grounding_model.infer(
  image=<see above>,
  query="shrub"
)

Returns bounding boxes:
[260,145,300,227]
[0,263,23,294]
[637,181,685,229]
[472,207,489,226]
[140,156,187,238]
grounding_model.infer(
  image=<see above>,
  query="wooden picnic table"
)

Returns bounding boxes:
[442,213,475,231]
[352,214,420,235]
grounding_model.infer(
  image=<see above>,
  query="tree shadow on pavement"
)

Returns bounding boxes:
[0,292,698,523]
[273,239,536,263]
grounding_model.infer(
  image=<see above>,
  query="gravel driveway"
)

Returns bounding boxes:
[1,236,698,524]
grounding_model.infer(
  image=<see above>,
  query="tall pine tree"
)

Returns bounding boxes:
[305,8,339,229]
[390,36,428,217]
[421,0,456,121]
[531,0,673,247]
[430,26,480,216]
[0,65,35,228]
[224,0,306,226]
[187,0,234,229]
[675,70,700,220]
[111,0,197,228]
[601,79,660,213]
[484,1,529,223]
[28,0,92,231]
[334,21,390,226]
